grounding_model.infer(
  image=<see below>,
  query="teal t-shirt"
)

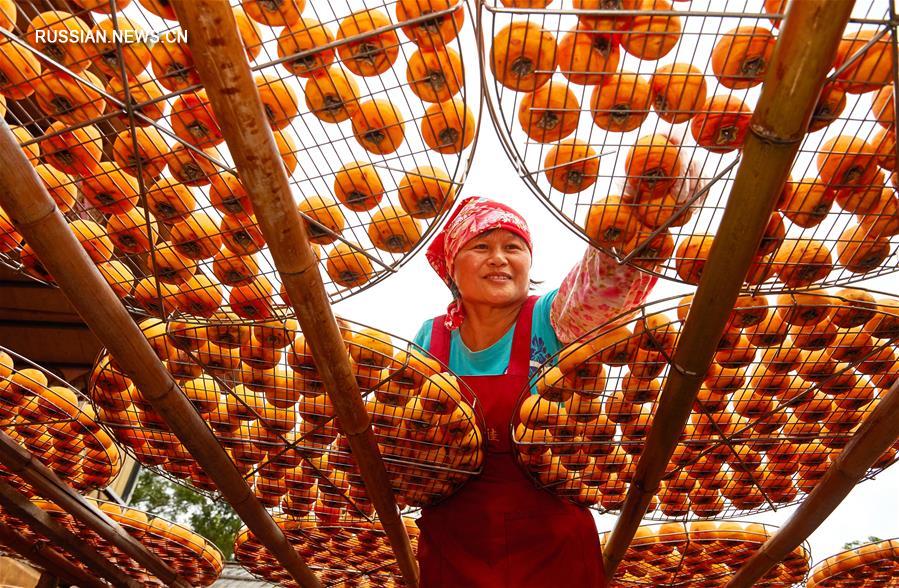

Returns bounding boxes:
[412,290,561,378]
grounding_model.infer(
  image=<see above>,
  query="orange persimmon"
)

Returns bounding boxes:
[34,71,105,125]
[145,176,197,224]
[172,274,224,318]
[584,196,639,248]
[326,242,374,288]
[690,94,752,154]
[256,76,299,130]
[624,134,683,198]
[351,99,406,154]
[833,28,894,93]
[90,15,150,79]
[298,195,345,245]
[243,0,305,27]
[773,238,834,287]
[151,242,196,285]
[836,224,891,273]
[277,18,335,78]
[212,250,260,287]
[166,143,217,187]
[336,9,399,77]
[333,162,384,211]
[40,122,102,176]
[105,75,166,126]
[620,0,681,61]
[149,30,200,91]
[809,84,847,132]
[650,62,706,124]
[367,206,422,253]
[0,37,42,100]
[711,25,776,89]
[210,172,254,218]
[303,66,360,123]
[674,233,714,284]
[219,215,266,256]
[422,98,476,153]
[490,21,557,92]
[590,71,651,132]
[816,135,878,191]
[407,46,464,103]
[543,138,599,194]
[557,29,619,86]
[26,11,92,73]
[170,212,223,261]
[396,0,464,48]
[79,162,140,214]
[106,207,157,254]
[171,90,223,148]
[111,126,169,179]
[779,178,836,228]
[35,165,77,213]
[398,166,456,218]
[518,81,579,143]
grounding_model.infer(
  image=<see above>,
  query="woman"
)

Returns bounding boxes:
[412,196,657,587]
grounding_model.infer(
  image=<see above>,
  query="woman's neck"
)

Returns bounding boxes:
[457,298,525,352]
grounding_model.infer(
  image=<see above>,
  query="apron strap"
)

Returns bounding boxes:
[428,295,539,375]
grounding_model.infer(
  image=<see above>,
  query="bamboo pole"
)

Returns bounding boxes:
[0,431,191,588]
[601,0,855,575]
[0,478,139,587]
[0,122,323,588]
[169,2,419,586]
[0,524,107,588]
[727,379,899,587]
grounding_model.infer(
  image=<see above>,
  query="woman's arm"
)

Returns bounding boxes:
[550,247,658,345]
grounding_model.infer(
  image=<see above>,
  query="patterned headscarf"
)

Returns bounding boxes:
[426,196,532,330]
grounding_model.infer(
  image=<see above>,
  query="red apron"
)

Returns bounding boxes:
[416,296,606,588]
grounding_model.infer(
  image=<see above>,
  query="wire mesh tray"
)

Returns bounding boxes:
[511,288,899,520]
[477,0,899,292]
[807,537,899,587]
[88,316,485,514]
[0,0,480,321]
[603,520,811,587]
[235,514,418,587]
[0,496,224,587]
[0,346,122,495]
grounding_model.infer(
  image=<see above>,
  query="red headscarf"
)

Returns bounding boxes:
[426,196,532,330]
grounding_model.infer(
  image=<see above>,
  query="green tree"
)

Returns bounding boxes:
[843,536,883,550]
[130,469,241,559]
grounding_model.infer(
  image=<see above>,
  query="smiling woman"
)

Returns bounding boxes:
[410,196,657,588]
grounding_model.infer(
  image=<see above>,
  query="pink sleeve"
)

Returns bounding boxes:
[550,248,658,344]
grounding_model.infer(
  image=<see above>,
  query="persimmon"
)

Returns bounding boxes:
[422,98,476,153]
[650,62,706,124]
[624,134,683,198]
[858,188,899,237]
[836,224,891,273]
[543,138,599,194]
[0,36,41,100]
[79,162,139,216]
[20,249,57,284]
[817,134,878,191]
[151,242,196,285]
[40,122,102,177]
[397,0,464,48]
[171,90,224,148]
[0,0,15,29]
[808,83,847,132]
[336,9,399,77]
[557,29,619,87]
[711,25,776,90]
[166,143,217,187]
[302,68,359,125]
[574,0,637,34]
[90,16,150,79]
[590,71,651,132]
[779,178,835,228]
[220,215,266,256]
[170,212,223,261]
[111,126,169,179]
[490,21,557,92]
[34,71,105,125]
[407,46,464,103]
[326,242,374,288]
[34,165,77,213]
[690,94,752,154]
[150,30,200,92]
[277,18,335,78]
[673,233,713,284]
[26,11,92,72]
[368,206,422,253]
[398,166,456,218]
[105,75,166,125]
[69,219,114,263]
[333,161,383,212]
[621,229,674,270]
[834,28,894,93]
[351,99,406,154]
[620,0,681,61]
[518,82,579,144]
[172,274,223,317]
[209,172,253,218]
[132,277,178,314]
[229,279,275,320]
[145,176,197,224]
[233,6,264,61]
[773,238,833,287]
[256,76,299,130]
[243,0,304,26]
[584,196,639,248]
[298,195,345,245]
[871,126,896,170]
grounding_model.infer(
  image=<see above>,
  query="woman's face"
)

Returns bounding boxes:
[452,229,531,309]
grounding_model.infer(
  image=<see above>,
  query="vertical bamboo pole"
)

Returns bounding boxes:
[0,431,191,588]
[0,122,323,588]
[168,2,419,586]
[727,380,899,587]
[0,478,140,587]
[0,525,107,588]
[601,0,855,575]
